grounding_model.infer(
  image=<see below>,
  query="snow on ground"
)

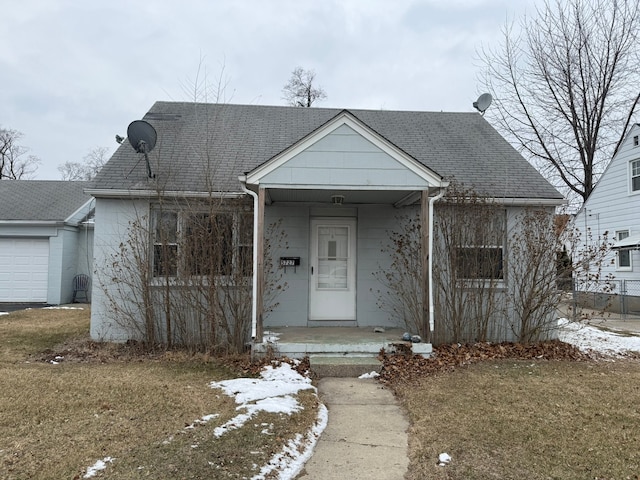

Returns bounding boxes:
[83,457,113,478]
[557,318,640,355]
[78,319,638,479]
[81,362,328,479]
[43,306,85,310]
[210,362,328,480]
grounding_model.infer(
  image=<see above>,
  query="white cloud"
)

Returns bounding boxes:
[1,0,540,179]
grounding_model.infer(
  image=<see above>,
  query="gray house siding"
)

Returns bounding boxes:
[49,228,78,304]
[263,205,310,327]
[356,205,403,327]
[263,204,403,329]
[90,198,418,339]
[260,125,431,189]
[90,197,150,342]
[76,225,94,280]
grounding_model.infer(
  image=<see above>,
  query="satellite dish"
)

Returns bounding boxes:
[127,120,157,153]
[126,120,157,178]
[473,93,493,114]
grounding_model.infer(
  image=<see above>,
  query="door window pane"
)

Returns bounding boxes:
[317,226,348,289]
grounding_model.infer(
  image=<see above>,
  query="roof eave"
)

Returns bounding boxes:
[85,188,246,199]
[0,220,65,227]
[487,197,567,206]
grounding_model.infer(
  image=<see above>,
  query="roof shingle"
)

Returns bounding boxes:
[0,180,92,221]
[91,102,563,200]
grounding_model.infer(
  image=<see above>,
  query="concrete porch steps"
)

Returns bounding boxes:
[309,355,382,378]
[252,328,432,371]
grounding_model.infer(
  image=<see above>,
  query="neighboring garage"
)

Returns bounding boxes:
[0,181,94,305]
[0,238,49,302]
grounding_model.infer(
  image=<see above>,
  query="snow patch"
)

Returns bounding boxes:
[44,306,84,310]
[557,318,640,355]
[251,403,329,480]
[210,363,316,438]
[83,457,113,478]
[262,330,280,343]
[438,452,451,466]
[185,413,220,429]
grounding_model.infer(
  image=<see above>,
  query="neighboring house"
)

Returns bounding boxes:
[0,180,94,304]
[573,123,640,312]
[88,102,564,350]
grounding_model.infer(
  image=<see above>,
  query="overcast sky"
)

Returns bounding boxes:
[1,0,538,180]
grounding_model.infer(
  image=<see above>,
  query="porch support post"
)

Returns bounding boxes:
[421,189,432,344]
[256,186,266,342]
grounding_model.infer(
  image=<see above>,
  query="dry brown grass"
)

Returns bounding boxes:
[396,359,640,480]
[0,307,320,480]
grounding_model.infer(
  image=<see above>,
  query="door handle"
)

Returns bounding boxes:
[311,266,314,275]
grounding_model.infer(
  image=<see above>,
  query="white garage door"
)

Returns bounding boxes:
[0,238,49,302]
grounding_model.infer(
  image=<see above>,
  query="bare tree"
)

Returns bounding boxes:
[478,0,640,207]
[0,127,40,179]
[178,55,235,104]
[58,146,109,181]
[282,67,327,107]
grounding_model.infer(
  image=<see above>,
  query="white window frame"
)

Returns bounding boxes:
[455,209,506,282]
[630,159,640,194]
[615,229,632,271]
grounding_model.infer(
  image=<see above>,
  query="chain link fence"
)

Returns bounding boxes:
[571,279,640,317]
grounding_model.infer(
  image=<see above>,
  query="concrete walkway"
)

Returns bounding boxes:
[297,378,409,480]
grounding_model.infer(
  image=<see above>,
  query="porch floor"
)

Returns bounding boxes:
[253,326,432,359]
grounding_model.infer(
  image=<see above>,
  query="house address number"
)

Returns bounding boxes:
[279,257,301,267]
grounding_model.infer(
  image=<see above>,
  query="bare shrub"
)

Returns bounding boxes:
[97,198,287,354]
[372,212,425,337]
[432,185,505,344]
[373,182,614,346]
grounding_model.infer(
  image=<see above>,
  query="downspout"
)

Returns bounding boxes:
[239,176,259,341]
[428,188,446,335]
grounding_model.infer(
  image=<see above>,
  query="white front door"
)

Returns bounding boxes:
[309,217,357,321]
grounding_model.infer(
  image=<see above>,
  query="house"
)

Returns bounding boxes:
[573,123,640,313]
[87,102,564,353]
[0,180,94,304]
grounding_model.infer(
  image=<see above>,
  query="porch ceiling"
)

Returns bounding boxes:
[265,187,421,205]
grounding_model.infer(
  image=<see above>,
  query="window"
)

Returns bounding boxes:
[616,230,632,270]
[455,247,504,279]
[632,160,640,192]
[152,207,253,278]
[153,211,178,276]
[454,209,506,280]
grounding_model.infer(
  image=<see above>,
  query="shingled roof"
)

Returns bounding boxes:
[0,180,92,222]
[91,102,563,200]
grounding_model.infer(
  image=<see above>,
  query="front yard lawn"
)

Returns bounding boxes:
[390,355,640,479]
[0,307,320,479]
